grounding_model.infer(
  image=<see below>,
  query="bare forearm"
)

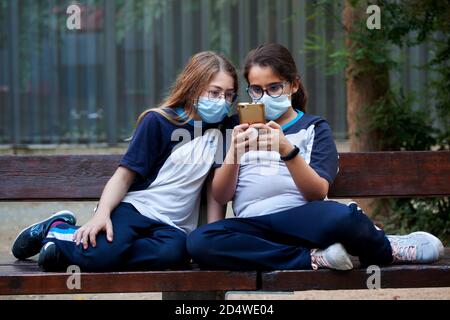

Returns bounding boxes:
[211,151,240,205]
[211,123,256,206]
[96,167,136,216]
[206,171,226,223]
[284,155,329,201]
[207,200,226,223]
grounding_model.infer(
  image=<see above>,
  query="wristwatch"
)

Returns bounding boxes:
[280,145,300,161]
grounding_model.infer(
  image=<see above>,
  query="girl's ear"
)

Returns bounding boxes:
[290,77,300,95]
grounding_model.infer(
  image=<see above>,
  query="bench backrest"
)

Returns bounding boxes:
[0,151,449,201]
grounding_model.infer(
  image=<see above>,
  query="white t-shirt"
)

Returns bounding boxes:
[120,109,226,233]
[224,111,339,218]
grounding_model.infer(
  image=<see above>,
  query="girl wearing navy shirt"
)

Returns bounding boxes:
[187,44,444,271]
[12,51,238,271]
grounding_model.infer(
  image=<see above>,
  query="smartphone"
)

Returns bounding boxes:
[237,103,266,125]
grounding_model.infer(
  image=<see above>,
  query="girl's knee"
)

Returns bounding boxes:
[186,228,209,259]
[319,203,362,237]
[159,237,189,268]
[187,222,232,265]
[329,203,376,241]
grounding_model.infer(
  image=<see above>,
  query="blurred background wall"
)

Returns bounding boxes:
[0,0,436,148]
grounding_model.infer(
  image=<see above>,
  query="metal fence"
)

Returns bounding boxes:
[0,0,435,146]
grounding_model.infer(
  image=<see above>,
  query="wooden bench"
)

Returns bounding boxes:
[0,151,449,299]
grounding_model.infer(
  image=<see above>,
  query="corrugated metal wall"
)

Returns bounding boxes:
[0,0,434,145]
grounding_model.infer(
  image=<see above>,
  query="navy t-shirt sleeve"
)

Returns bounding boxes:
[119,112,162,178]
[308,120,339,184]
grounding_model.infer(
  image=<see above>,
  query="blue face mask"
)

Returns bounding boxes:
[257,94,292,121]
[195,96,231,123]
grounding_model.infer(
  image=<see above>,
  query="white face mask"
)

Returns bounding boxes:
[195,96,231,123]
[257,94,291,121]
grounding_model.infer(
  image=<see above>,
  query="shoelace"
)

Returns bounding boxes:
[391,242,417,262]
[310,249,329,270]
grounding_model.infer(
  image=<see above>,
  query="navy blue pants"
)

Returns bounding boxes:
[43,202,189,272]
[187,201,393,270]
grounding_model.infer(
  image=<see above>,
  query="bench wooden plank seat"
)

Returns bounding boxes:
[0,252,449,295]
[261,249,450,291]
[0,151,449,297]
[0,258,257,295]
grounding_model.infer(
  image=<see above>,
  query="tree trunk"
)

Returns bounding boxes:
[343,1,390,218]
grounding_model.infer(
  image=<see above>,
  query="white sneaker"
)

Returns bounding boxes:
[387,231,444,264]
[310,243,353,270]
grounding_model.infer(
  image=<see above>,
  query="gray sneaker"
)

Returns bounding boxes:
[387,231,444,264]
[311,243,353,270]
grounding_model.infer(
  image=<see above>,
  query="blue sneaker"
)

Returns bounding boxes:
[387,231,444,264]
[38,242,68,272]
[12,210,76,260]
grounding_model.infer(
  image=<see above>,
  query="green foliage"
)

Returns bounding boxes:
[379,198,450,246]
[306,0,450,243]
[368,90,438,151]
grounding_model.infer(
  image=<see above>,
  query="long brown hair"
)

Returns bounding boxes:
[243,43,308,112]
[137,51,238,126]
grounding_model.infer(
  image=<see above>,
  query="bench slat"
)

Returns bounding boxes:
[260,248,450,291]
[1,260,449,295]
[0,155,120,201]
[0,248,448,295]
[329,151,450,198]
[261,265,450,291]
[0,151,449,201]
[0,269,257,295]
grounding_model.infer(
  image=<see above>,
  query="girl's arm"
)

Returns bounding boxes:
[211,124,254,205]
[73,166,136,249]
[211,152,240,206]
[94,166,136,217]
[253,121,330,201]
[281,153,329,201]
[74,112,163,249]
[206,170,226,223]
